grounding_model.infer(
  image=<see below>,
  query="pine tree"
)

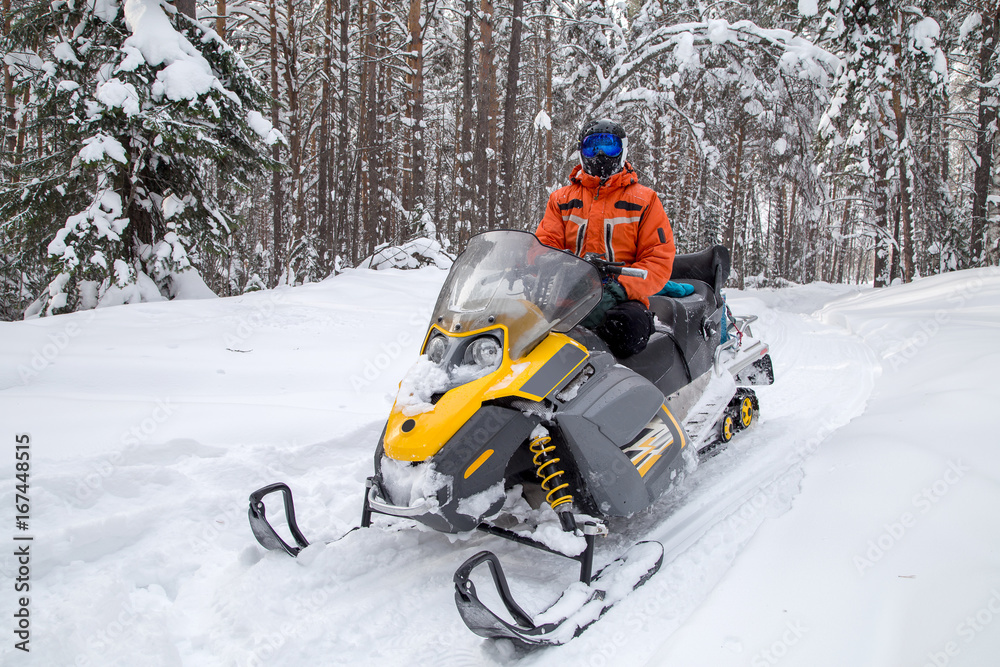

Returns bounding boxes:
[0,0,280,316]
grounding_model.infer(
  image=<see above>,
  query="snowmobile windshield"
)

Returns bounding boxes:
[431,230,602,359]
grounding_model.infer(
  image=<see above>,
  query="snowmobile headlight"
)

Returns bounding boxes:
[426,335,448,364]
[464,336,502,369]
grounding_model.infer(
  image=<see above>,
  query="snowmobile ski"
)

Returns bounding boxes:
[454,540,664,649]
[248,482,310,556]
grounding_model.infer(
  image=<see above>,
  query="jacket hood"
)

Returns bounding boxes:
[569,161,639,189]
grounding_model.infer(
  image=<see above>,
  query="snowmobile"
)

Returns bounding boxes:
[247,229,773,648]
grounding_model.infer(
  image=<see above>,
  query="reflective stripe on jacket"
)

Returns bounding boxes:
[535,162,675,306]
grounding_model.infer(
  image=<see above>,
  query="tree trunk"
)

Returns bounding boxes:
[459,0,474,243]
[970,7,998,265]
[335,0,350,263]
[406,0,425,222]
[268,0,284,285]
[362,0,379,256]
[723,120,745,260]
[176,0,196,19]
[216,0,226,38]
[890,28,914,282]
[787,181,797,280]
[473,0,496,232]
[3,0,16,157]
[872,131,890,287]
[281,0,304,249]
[497,0,523,228]
[316,0,334,268]
[543,1,553,186]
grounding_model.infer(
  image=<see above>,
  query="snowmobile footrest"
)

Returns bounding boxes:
[248,482,310,557]
[454,541,664,649]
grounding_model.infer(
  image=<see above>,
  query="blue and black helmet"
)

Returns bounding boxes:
[579,119,627,180]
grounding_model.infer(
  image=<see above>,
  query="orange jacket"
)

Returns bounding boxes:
[536,162,675,306]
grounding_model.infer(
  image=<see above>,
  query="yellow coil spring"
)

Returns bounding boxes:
[529,435,573,510]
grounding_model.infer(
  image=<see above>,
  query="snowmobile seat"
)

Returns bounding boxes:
[669,245,731,308]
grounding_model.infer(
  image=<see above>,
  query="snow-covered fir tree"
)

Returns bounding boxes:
[816,0,949,286]
[1,0,280,316]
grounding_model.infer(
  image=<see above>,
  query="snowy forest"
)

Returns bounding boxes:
[0,0,997,318]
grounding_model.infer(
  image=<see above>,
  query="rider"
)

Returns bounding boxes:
[536,118,676,356]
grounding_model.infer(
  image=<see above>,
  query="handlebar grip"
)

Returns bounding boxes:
[619,267,648,279]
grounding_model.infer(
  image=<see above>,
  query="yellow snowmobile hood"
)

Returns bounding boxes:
[383,324,589,462]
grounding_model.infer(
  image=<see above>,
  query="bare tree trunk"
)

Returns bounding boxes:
[268,0,284,285]
[497,0,524,228]
[890,191,901,283]
[316,0,334,268]
[280,0,304,250]
[362,0,379,256]
[473,0,497,232]
[772,183,787,278]
[406,0,425,222]
[543,1,553,186]
[176,0,196,19]
[890,28,914,282]
[723,120,745,259]
[459,0,475,243]
[335,0,351,263]
[787,181,797,279]
[216,0,226,38]
[971,6,998,265]
[872,131,890,287]
[3,0,15,157]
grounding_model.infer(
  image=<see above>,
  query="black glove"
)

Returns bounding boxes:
[580,280,627,329]
[598,301,655,358]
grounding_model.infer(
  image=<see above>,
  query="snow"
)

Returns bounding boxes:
[533,109,552,131]
[960,13,983,42]
[122,0,228,103]
[395,355,450,416]
[52,41,82,66]
[246,110,282,145]
[78,134,129,163]
[166,268,217,301]
[797,0,818,17]
[88,0,121,23]
[96,78,141,116]
[1,267,999,664]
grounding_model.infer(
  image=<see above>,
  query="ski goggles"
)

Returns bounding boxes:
[580,132,623,159]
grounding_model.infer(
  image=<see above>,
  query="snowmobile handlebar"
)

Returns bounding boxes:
[583,253,648,280]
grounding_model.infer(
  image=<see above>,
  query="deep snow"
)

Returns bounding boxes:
[1,265,998,666]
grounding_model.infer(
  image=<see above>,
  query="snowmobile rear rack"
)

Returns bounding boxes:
[248,482,310,557]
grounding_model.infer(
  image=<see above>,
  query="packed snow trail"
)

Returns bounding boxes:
[652,268,1000,667]
[1,267,995,666]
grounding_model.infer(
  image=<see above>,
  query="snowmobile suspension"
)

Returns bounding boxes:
[529,434,573,510]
